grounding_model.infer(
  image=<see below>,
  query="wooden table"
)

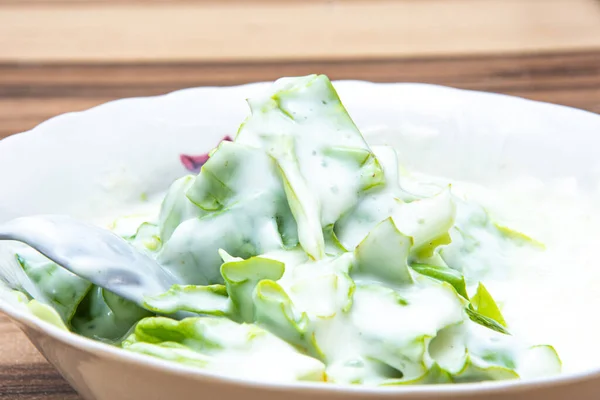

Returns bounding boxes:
[1,0,600,398]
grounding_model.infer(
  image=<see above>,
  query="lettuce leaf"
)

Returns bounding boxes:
[410,263,468,299]
[235,75,384,259]
[380,363,452,385]
[158,175,204,242]
[158,142,297,285]
[392,188,456,259]
[290,269,355,317]
[71,286,152,341]
[123,316,326,382]
[129,222,162,253]
[341,279,467,383]
[16,249,92,324]
[517,345,561,378]
[337,186,455,262]
[428,322,518,383]
[465,308,509,335]
[353,217,413,285]
[494,223,545,249]
[470,282,507,327]
[275,140,325,260]
[143,284,230,316]
[27,299,69,331]
[253,279,323,359]
[221,256,285,322]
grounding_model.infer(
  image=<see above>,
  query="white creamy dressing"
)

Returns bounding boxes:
[17,75,596,383]
[454,175,600,374]
[403,169,600,375]
[98,166,600,379]
[122,317,325,383]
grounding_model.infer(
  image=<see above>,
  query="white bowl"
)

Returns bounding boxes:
[1,81,600,400]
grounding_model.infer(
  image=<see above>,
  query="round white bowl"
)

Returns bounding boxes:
[1,81,600,400]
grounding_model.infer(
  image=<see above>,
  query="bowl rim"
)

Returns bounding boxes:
[1,79,599,396]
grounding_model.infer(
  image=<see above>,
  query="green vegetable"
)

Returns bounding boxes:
[158,175,204,242]
[16,250,92,324]
[122,316,326,382]
[380,363,452,385]
[143,284,230,316]
[27,299,69,331]
[393,189,456,258]
[236,74,384,259]
[253,280,323,359]
[470,282,507,327]
[410,263,468,299]
[354,217,413,285]
[71,287,152,341]
[130,222,162,253]
[494,223,546,249]
[517,345,561,378]
[158,142,297,285]
[428,322,518,382]
[221,256,285,322]
[276,142,325,260]
[465,308,510,335]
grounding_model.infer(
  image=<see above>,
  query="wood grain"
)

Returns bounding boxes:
[2,0,600,62]
[2,50,600,138]
[0,315,79,399]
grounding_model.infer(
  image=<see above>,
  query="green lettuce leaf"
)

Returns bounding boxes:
[465,308,510,335]
[494,223,545,249]
[290,269,356,317]
[334,145,419,251]
[380,363,452,385]
[275,138,325,260]
[253,279,323,359]
[16,249,92,324]
[158,175,204,242]
[143,284,230,316]
[235,74,384,259]
[353,217,413,285]
[336,184,455,262]
[410,263,468,299]
[392,188,456,259]
[323,223,348,256]
[158,142,297,285]
[452,354,520,383]
[428,320,561,383]
[129,222,162,253]
[27,299,69,331]
[71,286,152,341]
[470,282,507,327]
[122,316,326,382]
[428,322,518,383]
[221,256,285,322]
[517,345,561,378]
[339,280,467,383]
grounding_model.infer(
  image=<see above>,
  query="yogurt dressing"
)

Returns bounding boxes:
[105,76,587,380]
[392,169,600,375]
[9,74,595,384]
[459,175,600,374]
[103,166,590,381]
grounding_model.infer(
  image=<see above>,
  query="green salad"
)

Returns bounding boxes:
[9,75,560,385]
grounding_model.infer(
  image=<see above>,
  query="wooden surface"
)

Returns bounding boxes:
[1,0,600,398]
[3,0,600,62]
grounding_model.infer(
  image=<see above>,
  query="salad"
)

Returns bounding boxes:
[6,75,560,385]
